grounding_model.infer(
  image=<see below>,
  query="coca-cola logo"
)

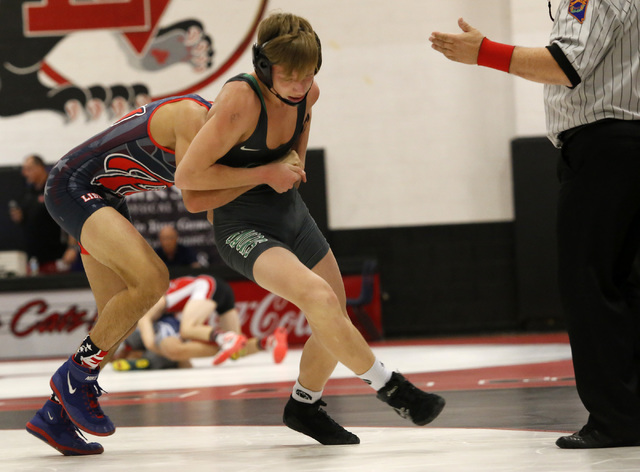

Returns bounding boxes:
[235,293,312,340]
[9,299,97,337]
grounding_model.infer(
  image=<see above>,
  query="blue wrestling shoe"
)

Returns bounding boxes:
[26,399,104,456]
[50,356,115,436]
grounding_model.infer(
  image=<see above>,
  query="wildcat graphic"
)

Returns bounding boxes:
[0,0,214,120]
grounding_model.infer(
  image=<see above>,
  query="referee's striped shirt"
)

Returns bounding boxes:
[544,0,640,148]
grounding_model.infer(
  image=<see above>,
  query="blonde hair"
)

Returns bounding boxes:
[257,12,320,76]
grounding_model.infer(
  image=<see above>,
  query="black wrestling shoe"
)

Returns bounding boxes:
[376,372,445,426]
[556,426,640,449]
[283,396,360,445]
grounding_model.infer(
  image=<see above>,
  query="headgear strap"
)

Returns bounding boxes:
[252,32,322,106]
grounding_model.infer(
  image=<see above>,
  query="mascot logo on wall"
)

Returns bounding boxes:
[0,0,268,120]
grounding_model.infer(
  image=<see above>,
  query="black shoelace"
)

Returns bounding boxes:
[61,410,92,444]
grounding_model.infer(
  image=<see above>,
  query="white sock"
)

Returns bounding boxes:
[292,380,323,404]
[358,359,393,391]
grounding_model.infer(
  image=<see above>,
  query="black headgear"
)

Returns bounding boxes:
[252,32,322,90]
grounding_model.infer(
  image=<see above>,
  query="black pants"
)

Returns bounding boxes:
[557,119,640,439]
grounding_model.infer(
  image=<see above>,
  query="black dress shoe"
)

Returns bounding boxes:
[556,427,640,449]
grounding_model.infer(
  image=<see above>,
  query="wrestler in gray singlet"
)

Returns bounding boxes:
[212,74,329,281]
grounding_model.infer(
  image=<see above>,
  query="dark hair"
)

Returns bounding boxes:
[26,154,46,168]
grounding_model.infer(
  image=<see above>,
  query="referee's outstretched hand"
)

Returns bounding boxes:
[429,18,485,65]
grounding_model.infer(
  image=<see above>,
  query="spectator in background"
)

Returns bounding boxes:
[8,154,78,274]
[155,225,201,268]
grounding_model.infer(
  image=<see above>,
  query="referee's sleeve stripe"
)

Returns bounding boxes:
[546,43,582,89]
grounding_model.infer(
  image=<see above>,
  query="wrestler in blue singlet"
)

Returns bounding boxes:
[44,94,212,243]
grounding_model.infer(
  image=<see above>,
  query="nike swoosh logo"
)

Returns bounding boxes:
[240,146,260,152]
[47,411,54,421]
[67,372,77,394]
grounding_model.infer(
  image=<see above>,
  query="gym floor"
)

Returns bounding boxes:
[2,332,639,471]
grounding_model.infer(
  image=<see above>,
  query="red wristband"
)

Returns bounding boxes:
[477,37,515,73]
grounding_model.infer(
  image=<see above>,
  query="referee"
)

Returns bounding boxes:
[430,1,640,449]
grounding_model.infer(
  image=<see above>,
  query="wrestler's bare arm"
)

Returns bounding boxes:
[174,83,305,192]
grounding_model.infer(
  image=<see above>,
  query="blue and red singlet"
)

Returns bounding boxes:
[44,94,211,242]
